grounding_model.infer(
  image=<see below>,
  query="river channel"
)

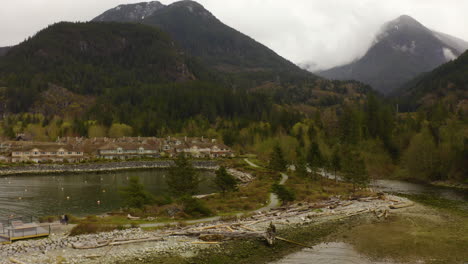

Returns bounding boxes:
[0,169,217,218]
[273,179,467,264]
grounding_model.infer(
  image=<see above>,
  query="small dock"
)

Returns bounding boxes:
[0,217,50,244]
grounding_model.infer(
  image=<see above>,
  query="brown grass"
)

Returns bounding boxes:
[285,174,374,203]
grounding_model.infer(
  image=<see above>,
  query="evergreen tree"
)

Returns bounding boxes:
[295,157,308,178]
[167,155,200,197]
[401,127,440,181]
[307,142,323,179]
[331,148,342,182]
[214,166,238,193]
[120,176,153,208]
[271,183,295,203]
[342,152,369,191]
[269,144,287,172]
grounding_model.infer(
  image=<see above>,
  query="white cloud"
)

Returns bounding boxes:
[0,0,467,70]
[443,47,457,61]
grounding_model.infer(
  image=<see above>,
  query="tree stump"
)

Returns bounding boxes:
[265,222,276,246]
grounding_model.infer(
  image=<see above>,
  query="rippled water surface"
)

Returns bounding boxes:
[272,242,396,264]
[0,170,216,218]
[372,179,467,201]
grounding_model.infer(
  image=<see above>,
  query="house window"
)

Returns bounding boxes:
[41,152,46,155]
[25,152,30,155]
[34,152,38,155]
[59,152,64,155]
[77,152,81,155]
[68,152,72,155]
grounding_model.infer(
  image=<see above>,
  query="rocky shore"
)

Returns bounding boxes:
[0,160,219,176]
[0,195,413,264]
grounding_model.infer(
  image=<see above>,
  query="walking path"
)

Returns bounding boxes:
[244,158,260,168]
[256,173,289,212]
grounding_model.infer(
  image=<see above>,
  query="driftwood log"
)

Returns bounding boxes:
[389,202,414,209]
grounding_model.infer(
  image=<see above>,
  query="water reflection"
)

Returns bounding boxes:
[372,180,467,202]
[0,170,216,218]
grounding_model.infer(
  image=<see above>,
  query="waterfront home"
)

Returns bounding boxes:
[97,142,160,159]
[0,136,234,162]
[9,142,85,163]
[178,137,234,158]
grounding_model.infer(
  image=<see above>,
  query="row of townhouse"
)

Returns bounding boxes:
[0,142,85,163]
[0,136,234,163]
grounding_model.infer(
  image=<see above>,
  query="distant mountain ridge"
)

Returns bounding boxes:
[93,1,165,22]
[93,0,308,75]
[317,15,468,95]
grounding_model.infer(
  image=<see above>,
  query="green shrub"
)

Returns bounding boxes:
[120,176,153,209]
[153,195,173,206]
[70,223,117,236]
[179,196,213,218]
[271,184,295,203]
[38,215,59,223]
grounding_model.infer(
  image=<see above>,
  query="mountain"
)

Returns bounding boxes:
[0,47,11,56]
[91,1,376,106]
[0,22,195,112]
[93,1,165,23]
[317,15,468,95]
[93,0,310,75]
[396,50,468,111]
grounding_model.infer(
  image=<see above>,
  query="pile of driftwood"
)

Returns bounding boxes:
[72,196,413,250]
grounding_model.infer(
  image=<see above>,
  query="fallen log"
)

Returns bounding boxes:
[72,241,110,249]
[109,237,164,246]
[199,234,225,241]
[240,225,257,232]
[169,230,264,239]
[276,236,312,248]
[8,258,26,264]
[191,241,220,245]
[389,202,414,209]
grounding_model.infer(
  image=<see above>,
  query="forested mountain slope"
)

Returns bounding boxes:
[0,22,195,112]
[395,50,468,111]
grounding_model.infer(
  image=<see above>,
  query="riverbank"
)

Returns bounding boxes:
[0,194,413,264]
[0,160,219,176]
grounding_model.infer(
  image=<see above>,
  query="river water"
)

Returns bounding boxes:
[273,179,467,264]
[0,170,217,218]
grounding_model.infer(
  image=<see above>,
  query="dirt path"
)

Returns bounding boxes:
[244,158,260,168]
[256,173,289,212]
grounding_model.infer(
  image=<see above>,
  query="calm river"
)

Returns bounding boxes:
[273,179,467,264]
[0,170,217,218]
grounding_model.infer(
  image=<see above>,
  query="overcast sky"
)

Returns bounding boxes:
[1,0,467,70]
